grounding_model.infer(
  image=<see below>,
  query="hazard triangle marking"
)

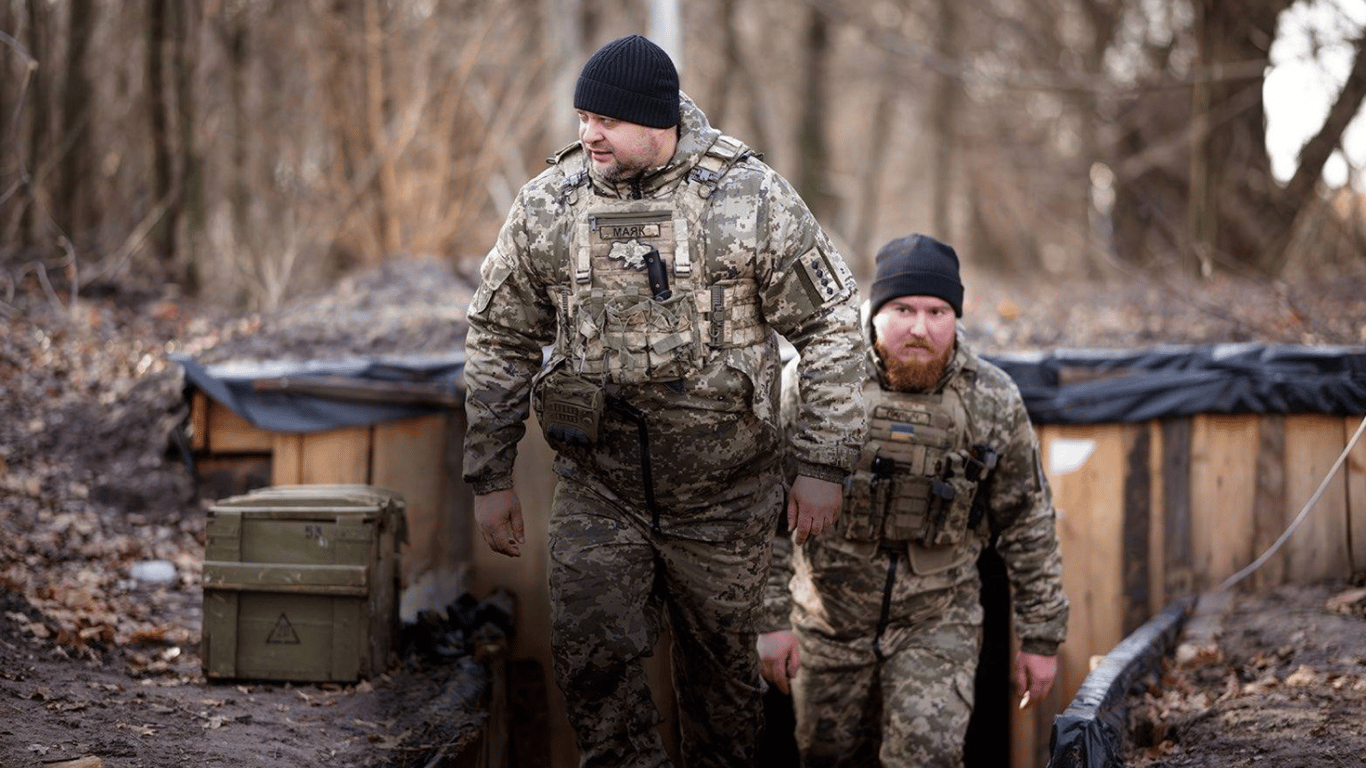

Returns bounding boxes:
[266,612,301,644]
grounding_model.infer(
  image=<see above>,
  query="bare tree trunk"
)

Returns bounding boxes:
[929,0,959,240]
[1186,0,1218,278]
[1077,0,1122,273]
[852,49,896,266]
[174,0,204,293]
[796,5,833,222]
[57,0,96,249]
[147,0,176,268]
[20,0,49,248]
[222,8,250,248]
[1190,0,1295,274]
[547,0,584,145]
[706,0,738,127]
[363,0,399,260]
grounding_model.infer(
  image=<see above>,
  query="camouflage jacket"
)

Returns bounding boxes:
[462,94,866,524]
[761,330,1069,655]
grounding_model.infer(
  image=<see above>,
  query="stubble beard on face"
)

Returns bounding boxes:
[875,338,953,393]
[600,158,640,184]
[594,135,661,184]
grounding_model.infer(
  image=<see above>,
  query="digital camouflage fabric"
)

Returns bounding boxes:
[463,92,866,767]
[762,328,1068,767]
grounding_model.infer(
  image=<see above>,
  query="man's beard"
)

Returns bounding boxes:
[876,339,953,393]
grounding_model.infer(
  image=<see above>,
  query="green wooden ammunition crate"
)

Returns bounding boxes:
[202,484,406,683]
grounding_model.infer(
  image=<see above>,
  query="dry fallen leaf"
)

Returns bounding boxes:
[45,757,104,768]
[1285,664,1319,687]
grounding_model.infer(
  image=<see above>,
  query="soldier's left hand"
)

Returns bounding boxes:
[1014,651,1058,708]
[788,475,842,545]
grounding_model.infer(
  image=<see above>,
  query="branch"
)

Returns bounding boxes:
[1284,33,1366,203]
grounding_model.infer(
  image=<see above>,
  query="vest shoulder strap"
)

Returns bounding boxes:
[687,134,755,198]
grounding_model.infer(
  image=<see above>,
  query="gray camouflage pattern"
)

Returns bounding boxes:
[792,580,981,767]
[550,474,778,768]
[462,92,867,766]
[762,328,1069,766]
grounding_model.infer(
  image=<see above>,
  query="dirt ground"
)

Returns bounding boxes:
[2,251,1365,767]
[1126,581,1366,768]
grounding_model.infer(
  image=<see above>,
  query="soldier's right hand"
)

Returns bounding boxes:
[757,629,801,695]
[474,490,525,557]
[788,474,842,545]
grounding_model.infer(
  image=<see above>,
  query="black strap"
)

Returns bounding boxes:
[872,550,899,662]
[607,395,661,533]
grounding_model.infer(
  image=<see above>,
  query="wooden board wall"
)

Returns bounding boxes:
[1348,415,1366,574]
[1014,412,1366,768]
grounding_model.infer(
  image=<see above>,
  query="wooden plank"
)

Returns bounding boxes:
[1250,414,1288,589]
[371,414,453,591]
[1161,418,1193,600]
[1043,423,1127,723]
[1281,414,1352,582]
[1188,414,1259,589]
[1146,421,1167,616]
[272,433,304,485]
[191,390,209,451]
[298,426,373,485]
[208,400,275,453]
[1347,415,1366,574]
[1122,423,1151,635]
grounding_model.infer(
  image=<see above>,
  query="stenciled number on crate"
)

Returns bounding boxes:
[303,523,328,547]
[267,612,302,644]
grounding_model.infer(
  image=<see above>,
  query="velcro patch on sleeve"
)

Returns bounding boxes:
[471,257,513,315]
[796,247,846,307]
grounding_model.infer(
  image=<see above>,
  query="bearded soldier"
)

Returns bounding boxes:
[758,234,1068,767]
[462,35,866,768]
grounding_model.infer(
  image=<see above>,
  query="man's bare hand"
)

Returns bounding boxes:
[474,490,525,557]
[788,475,842,545]
[1014,651,1057,708]
[757,629,801,695]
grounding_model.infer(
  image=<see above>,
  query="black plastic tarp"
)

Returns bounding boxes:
[173,352,465,434]
[983,343,1366,424]
[1047,596,1194,768]
[175,343,1366,434]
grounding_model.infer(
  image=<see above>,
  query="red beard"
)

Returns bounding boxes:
[875,338,953,393]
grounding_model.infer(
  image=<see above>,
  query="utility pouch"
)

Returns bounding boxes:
[842,455,896,542]
[921,450,978,548]
[917,442,994,543]
[540,371,604,449]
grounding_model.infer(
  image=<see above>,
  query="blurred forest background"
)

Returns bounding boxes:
[1,0,1364,313]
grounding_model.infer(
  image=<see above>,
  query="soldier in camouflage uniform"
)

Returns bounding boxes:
[758,234,1068,767]
[462,35,866,768]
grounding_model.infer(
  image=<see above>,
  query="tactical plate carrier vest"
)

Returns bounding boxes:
[546,134,770,385]
[843,377,997,552]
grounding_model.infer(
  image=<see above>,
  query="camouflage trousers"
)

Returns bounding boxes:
[548,475,780,768]
[792,580,982,768]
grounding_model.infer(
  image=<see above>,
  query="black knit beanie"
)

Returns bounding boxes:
[869,234,964,317]
[574,35,680,129]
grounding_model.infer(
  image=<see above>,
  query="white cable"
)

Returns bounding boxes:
[1218,413,1366,592]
